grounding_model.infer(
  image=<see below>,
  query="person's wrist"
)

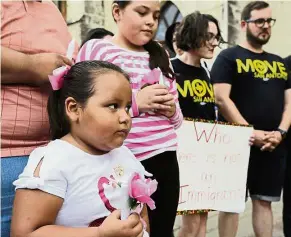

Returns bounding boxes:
[136,91,146,113]
[274,131,282,139]
[96,226,105,237]
[276,128,287,140]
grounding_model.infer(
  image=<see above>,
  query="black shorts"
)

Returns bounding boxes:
[247,144,286,202]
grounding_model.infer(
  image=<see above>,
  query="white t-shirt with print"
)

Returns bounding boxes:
[14,140,150,231]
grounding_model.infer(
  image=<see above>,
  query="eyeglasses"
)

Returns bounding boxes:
[206,32,223,45]
[245,18,276,28]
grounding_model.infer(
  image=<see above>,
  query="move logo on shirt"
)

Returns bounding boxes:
[236,59,288,81]
[177,79,215,103]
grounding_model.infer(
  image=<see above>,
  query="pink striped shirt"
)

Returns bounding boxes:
[76,39,183,161]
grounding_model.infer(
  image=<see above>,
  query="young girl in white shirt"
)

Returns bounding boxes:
[11,60,156,237]
[77,2,183,236]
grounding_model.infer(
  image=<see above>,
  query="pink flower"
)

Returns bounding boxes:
[129,173,158,210]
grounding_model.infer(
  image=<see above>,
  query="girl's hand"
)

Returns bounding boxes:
[136,84,174,113]
[156,98,176,118]
[99,210,143,237]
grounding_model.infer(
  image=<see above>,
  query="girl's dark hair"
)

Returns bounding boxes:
[176,11,224,51]
[112,1,174,79]
[81,28,114,47]
[47,60,130,140]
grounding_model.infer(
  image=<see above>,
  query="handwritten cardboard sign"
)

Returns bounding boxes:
[177,120,253,214]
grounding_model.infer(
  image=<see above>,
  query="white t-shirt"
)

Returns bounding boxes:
[14,140,150,230]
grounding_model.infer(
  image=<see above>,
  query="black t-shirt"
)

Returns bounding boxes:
[284,55,291,71]
[284,55,291,148]
[171,58,215,120]
[211,45,291,131]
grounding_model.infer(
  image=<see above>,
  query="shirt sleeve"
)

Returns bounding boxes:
[13,146,68,199]
[76,39,102,62]
[129,90,140,117]
[211,50,236,85]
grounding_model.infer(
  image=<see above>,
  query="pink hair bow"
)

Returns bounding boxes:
[48,65,71,90]
[48,40,75,90]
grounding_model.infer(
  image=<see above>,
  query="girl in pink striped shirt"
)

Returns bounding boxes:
[77,1,183,236]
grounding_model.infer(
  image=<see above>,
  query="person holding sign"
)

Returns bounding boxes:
[211,1,291,237]
[171,12,224,237]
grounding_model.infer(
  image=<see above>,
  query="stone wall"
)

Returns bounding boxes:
[227,1,241,47]
[81,1,105,41]
[64,1,290,57]
[66,1,105,45]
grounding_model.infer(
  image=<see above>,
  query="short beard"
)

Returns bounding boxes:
[246,27,270,48]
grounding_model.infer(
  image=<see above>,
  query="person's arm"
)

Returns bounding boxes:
[11,189,100,237]
[261,88,291,151]
[213,83,248,125]
[1,46,72,85]
[11,151,143,237]
[11,188,144,237]
[261,60,291,152]
[211,52,247,125]
[214,83,271,147]
[211,52,270,147]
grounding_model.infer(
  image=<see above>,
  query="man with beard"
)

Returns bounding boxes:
[211,1,291,237]
[283,55,291,237]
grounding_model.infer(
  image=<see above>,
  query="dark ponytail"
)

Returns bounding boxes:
[144,40,175,79]
[47,90,69,140]
[47,60,130,140]
[113,0,175,79]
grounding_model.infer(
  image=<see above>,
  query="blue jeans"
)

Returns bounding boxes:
[1,156,28,237]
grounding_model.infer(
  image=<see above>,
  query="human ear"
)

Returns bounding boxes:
[241,20,247,32]
[65,97,81,123]
[112,3,122,22]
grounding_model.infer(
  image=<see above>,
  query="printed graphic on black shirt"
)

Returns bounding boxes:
[236,58,288,81]
[171,58,215,120]
[211,45,291,131]
[177,78,215,104]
